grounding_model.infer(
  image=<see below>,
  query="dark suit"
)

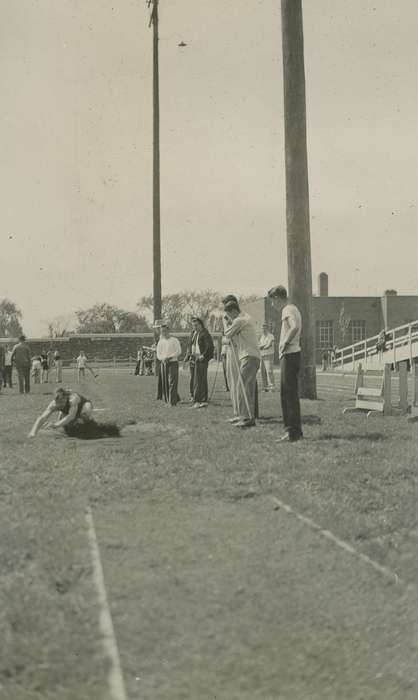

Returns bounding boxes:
[185,329,214,403]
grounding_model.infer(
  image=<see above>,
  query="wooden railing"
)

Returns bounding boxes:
[333,320,418,369]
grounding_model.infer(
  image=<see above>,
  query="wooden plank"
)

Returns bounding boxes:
[356,400,384,412]
[357,388,383,398]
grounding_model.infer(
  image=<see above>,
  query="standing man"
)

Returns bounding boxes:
[3,345,13,388]
[11,335,31,394]
[184,317,214,408]
[258,322,276,391]
[53,348,63,383]
[0,344,5,393]
[156,323,182,406]
[223,300,260,428]
[268,285,303,442]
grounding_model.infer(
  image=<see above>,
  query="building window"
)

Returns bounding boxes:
[350,320,366,343]
[316,320,334,348]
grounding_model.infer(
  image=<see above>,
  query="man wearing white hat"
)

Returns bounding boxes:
[156,322,182,406]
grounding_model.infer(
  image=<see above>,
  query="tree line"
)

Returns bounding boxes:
[0,291,259,338]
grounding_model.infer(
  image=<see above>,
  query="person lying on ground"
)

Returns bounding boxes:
[28,387,94,437]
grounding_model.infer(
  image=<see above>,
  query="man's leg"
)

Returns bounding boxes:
[168,362,179,406]
[280,354,302,440]
[237,356,259,424]
[221,356,229,391]
[194,361,208,404]
[189,362,195,400]
[24,366,31,394]
[17,367,24,394]
[260,358,268,390]
[265,356,275,388]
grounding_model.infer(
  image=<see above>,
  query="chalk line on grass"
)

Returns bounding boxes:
[85,506,129,700]
[270,496,404,587]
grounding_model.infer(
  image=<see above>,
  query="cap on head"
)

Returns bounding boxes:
[19,335,26,342]
[267,285,287,300]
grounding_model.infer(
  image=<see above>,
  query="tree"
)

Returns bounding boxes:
[137,291,262,332]
[46,314,76,338]
[338,303,351,346]
[0,298,23,337]
[75,304,151,334]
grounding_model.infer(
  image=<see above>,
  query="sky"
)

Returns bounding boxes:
[1,0,417,336]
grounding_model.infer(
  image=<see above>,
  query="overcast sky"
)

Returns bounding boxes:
[1,0,417,335]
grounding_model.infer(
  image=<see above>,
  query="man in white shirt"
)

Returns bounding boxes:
[268,285,303,442]
[258,323,275,391]
[4,345,13,387]
[156,324,182,406]
[223,300,260,428]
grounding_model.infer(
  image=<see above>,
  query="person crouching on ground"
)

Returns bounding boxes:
[268,285,303,443]
[156,323,182,406]
[28,387,93,438]
[184,317,215,408]
[223,300,260,428]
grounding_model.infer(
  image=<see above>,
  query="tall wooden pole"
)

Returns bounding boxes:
[281,0,316,399]
[151,0,162,324]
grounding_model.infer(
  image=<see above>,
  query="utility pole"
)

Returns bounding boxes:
[281,0,317,399]
[148,0,162,324]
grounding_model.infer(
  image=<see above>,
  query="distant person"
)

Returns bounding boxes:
[0,344,4,394]
[11,335,31,394]
[76,351,98,382]
[268,285,303,443]
[31,356,42,384]
[258,322,275,391]
[184,317,214,408]
[134,346,144,376]
[376,329,388,354]
[223,299,260,428]
[156,323,181,406]
[40,349,49,383]
[221,295,241,417]
[3,345,13,388]
[53,349,63,383]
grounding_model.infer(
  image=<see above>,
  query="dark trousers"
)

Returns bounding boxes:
[190,360,209,403]
[160,361,180,406]
[280,352,302,439]
[156,359,162,399]
[17,365,30,394]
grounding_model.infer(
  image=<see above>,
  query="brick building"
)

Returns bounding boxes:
[240,273,418,364]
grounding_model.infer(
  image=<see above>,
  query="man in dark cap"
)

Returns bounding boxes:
[11,335,32,394]
[268,285,303,442]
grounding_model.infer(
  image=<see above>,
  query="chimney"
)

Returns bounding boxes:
[318,272,329,297]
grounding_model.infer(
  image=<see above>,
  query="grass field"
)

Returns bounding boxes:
[1,367,418,699]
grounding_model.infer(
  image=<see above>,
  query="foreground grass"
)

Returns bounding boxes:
[0,369,417,698]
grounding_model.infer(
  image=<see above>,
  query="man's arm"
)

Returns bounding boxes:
[223,316,247,339]
[279,317,298,356]
[28,402,57,438]
[52,399,79,428]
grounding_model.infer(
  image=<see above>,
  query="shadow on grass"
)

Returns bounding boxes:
[258,414,322,425]
[316,432,386,442]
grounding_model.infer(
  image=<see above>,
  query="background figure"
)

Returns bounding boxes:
[40,349,49,383]
[268,285,303,443]
[258,322,275,391]
[220,335,229,391]
[76,351,98,382]
[134,346,145,376]
[0,344,4,393]
[156,324,181,406]
[11,335,31,394]
[31,356,42,384]
[223,300,260,428]
[222,295,240,418]
[3,345,13,388]
[185,317,214,408]
[54,349,63,382]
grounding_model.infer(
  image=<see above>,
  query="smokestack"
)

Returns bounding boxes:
[318,272,328,297]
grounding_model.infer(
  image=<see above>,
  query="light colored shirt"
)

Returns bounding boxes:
[224,312,260,361]
[258,332,275,357]
[5,350,12,366]
[279,304,302,354]
[156,336,182,362]
[76,355,87,368]
[191,332,200,355]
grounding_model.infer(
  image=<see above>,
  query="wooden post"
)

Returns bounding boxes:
[383,364,392,416]
[354,363,364,395]
[398,360,408,414]
[281,0,316,399]
[151,0,162,324]
[413,362,418,407]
